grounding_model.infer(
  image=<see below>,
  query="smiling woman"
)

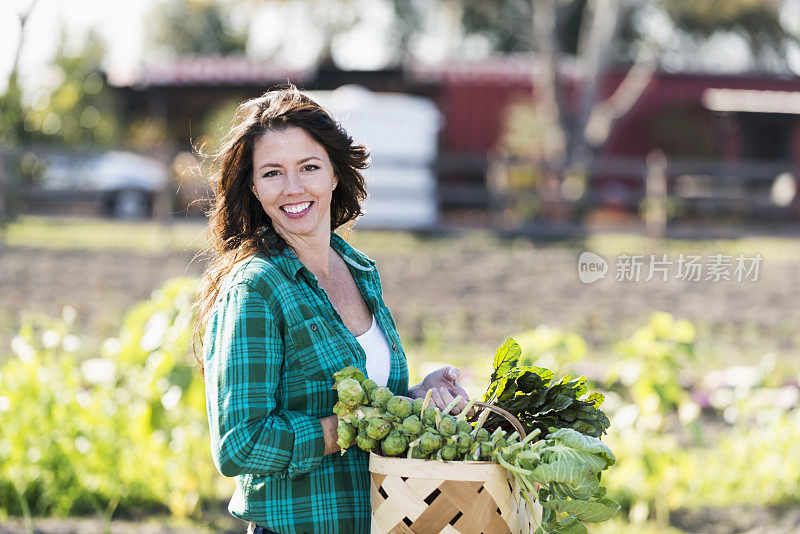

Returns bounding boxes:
[192,85,472,534]
[250,127,338,240]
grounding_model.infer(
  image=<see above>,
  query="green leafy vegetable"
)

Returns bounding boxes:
[482,338,610,438]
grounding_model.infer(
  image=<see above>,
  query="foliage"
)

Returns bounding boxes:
[482,338,610,438]
[0,74,25,146]
[0,278,225,521]
[515,325,588,373]
[197,98,245,155]
[607,312,696,423]
[662,0,798,58]
[20,31,119,147]
[520,429,620,533]
[145,0,248,56]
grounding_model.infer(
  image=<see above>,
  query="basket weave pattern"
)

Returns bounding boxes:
[369,454,539,534]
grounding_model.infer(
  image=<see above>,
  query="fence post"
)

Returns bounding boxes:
[486,150,509,232]
[645,149,667,244]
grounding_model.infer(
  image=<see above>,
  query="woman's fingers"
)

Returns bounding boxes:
[430,387,444,411]
[454,395,468,416]
[438,387,457,413]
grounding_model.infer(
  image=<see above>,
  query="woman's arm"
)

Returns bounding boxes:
[205,283,326,479]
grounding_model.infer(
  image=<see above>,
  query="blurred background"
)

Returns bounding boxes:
[1,0,800,532]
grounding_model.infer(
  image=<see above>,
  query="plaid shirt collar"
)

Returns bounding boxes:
[267,231,375,281]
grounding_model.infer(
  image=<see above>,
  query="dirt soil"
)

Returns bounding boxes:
[1,237,799,357]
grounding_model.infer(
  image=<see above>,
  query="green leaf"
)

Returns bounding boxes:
[530,461,600,500]
[494,373,518,402]
[586,392,604,408]
[542,515,588,534]
[546,428,616,467]
[541,498,620,522]
[539,442,609,473]
[515,366,554,391]
[491,338,521,380]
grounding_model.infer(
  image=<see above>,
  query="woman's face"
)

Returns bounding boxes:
[251,126,337,243]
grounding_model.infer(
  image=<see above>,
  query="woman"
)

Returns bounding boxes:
[193,85,471,534]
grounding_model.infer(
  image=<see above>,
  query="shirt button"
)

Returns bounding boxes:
[392,343,397,351]
[310,323,317,331]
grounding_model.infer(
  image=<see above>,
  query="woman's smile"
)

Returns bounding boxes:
[281,201,314,217]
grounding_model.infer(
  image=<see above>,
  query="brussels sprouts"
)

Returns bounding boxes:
[366,415,392,440]
[438,415,457,437]
[409,445,429,459]
[332,366,365,388]
[382,429,409,456]
[337,378,366,407]
[422,407,438,427]
[411,398,425,416]
[386,396,413,419]
[420,431,443,454]
[353,406,380,429]
[479,441,494,460]
[355,431,378,452]
[401,415,424,437]
[361,378,379,397]
[384,413,403,426]
[492,437,508,452]
[333,401,352,418]
[455,432,473,453]
[370,386,394,410]
[474,428,490,442]
[337,420,356,452]
[457,420,472,435]
[441,443,457,461]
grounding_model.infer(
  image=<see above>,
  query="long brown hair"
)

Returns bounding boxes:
[192,84,369,368]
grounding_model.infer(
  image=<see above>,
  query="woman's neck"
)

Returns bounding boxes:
[282,231,333,280]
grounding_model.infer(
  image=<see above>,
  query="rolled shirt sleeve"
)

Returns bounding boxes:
[204,282,326,479]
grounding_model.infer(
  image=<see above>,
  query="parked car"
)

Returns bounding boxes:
[34,150,169,219]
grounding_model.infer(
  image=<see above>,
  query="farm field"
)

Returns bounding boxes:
[1,216,799,533]
[3,217,799,382]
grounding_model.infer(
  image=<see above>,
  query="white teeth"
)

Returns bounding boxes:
[282,202,311,214]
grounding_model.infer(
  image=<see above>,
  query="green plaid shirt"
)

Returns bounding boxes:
[203,232,409,534]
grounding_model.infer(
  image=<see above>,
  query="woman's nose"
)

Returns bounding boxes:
[283,172,304,194]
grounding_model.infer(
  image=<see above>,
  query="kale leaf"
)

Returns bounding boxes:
[481,338,610,438]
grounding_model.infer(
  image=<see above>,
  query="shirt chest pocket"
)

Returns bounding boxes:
[286,318,353,382]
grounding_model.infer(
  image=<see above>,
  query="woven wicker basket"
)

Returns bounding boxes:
[369,403,541,534]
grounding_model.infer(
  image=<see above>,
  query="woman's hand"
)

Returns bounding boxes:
[320,414,342,456]
[408,366,474,417]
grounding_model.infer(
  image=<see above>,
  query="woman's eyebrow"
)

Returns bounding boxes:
[258,156,322,170]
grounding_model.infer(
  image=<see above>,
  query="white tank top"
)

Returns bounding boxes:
[355,314,391,387]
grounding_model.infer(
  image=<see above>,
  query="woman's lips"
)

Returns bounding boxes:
[280,201,313,219]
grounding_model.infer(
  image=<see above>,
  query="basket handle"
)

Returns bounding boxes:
[472,401,526,438]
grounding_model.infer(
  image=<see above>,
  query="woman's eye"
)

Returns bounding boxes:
[262,170,280,178]
[302,164,320,172]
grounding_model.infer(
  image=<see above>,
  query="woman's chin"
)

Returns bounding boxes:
[275,218,326,240]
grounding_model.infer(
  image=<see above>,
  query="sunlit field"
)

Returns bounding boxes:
[1,216,799,533]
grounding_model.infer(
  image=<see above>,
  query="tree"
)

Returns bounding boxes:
[146,0,248,56]
[0,0,40,146]
[22,30,120,147]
